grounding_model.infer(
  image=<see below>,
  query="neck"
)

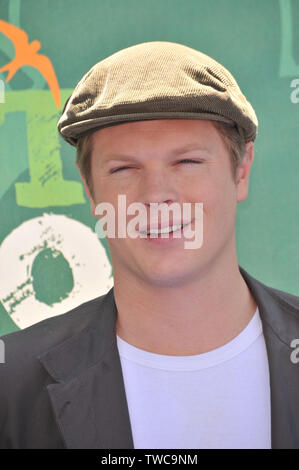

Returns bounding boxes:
[113,250,257,356]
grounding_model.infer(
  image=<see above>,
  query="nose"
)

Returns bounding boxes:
[138,167,180,207]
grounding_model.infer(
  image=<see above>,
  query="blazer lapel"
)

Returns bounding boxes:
[239,266,299,448]
[38,288,134,449]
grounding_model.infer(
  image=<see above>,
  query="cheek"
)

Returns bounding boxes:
[208,186,237,239]
[193,177,236,230]
[92,175,118,206]
[99,181,135,208]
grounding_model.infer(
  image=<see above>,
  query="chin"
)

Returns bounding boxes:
[142,267,198,288]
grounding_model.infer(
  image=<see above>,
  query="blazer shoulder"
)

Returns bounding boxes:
[240,265,299,314]
[0,290,112,366]
[263,283,299,312]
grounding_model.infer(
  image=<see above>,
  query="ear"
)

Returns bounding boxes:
[236,141,255,203]
[75,162,97,216]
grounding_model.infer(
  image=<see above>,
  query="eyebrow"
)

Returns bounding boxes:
[101,144,211,166]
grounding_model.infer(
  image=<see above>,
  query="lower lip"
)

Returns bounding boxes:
[140,222,192,245]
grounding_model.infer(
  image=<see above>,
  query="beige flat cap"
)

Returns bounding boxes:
[57,41,258,146]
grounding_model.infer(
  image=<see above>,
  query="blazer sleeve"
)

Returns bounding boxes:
[0,329,65,449]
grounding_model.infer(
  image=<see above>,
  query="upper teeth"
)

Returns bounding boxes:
[142,223,187,235]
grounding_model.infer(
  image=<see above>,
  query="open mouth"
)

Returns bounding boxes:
[139,221,192,239]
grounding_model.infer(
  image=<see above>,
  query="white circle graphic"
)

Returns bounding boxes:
[0,214,114,329]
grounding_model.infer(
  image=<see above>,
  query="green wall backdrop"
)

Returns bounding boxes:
[0,0,298,335]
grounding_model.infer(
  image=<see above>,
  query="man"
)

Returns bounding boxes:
[1,41,299,449]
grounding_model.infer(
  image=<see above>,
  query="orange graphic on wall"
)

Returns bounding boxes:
[0,19,60,108]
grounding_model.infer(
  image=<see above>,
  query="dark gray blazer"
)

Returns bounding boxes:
[1,265,299,449]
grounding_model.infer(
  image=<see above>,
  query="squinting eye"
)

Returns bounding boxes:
[179,159,202,165]
[110,166,133,174]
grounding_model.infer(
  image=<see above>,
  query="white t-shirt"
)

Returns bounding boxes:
[116,307,271,449]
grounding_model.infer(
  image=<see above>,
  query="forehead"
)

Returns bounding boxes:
[90,119,225,155]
